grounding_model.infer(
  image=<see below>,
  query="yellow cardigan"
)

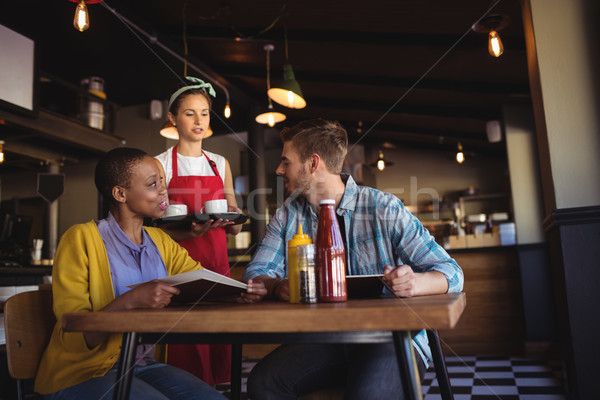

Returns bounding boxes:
[34,220,201,394]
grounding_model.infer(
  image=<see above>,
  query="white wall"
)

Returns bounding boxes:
[530,0,600,208]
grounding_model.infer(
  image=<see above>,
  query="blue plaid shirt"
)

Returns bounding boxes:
[242,175,464,364]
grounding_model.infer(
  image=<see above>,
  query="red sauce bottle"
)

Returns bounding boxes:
[316,199,347,302]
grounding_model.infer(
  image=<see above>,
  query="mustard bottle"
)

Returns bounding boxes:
[287,224,313,303]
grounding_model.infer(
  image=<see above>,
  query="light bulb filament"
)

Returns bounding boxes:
[287,91,294,106]
[268,113,275,127]
[73,0,90,32]
[224,104,231,119]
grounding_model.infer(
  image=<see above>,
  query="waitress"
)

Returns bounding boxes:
[155,76,242,385]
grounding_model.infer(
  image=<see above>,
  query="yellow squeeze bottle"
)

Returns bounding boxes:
[287,224,313,303]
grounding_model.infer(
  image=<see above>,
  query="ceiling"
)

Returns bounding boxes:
[0,0,531,168]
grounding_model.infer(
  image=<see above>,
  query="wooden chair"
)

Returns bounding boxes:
[4,285,55,400]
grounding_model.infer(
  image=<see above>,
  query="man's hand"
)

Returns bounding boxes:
[238,276,289,303]
[238,279,268,303]
[382,265,449,297]
[382,265,417,297]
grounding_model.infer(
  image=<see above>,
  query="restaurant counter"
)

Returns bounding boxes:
[439,245,525,356]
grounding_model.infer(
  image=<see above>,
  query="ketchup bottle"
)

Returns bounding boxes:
[316,199,347,302]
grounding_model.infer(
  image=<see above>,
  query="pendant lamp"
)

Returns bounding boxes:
[267,27,306,109]
[256,44,286,127]
[69,0,104,32]
[471,14,511,58]
[160,121,213,140]
[369,150,394,171]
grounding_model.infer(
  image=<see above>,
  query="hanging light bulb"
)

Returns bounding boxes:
[73,0,89,32]
[369,150,393,171]
[70,0,104,32]
[471,14,510,58]
[224,103,231,119]
[456,142,465,164]
[0,140,5,164]
[488,31,504,57]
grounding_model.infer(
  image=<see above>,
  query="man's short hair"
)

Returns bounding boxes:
[280,118,348,174]
[95,147,149,209]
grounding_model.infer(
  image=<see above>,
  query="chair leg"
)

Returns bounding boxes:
[16,378,23,400]
[230,343,243,400]
[426,330,454,400]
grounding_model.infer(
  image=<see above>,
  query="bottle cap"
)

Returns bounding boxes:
[319,199,335,205]
[289,223,313,246]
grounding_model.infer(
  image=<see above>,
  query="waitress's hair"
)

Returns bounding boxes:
[95,147,149,208]
[280,118,348,174]
[168,88,213,115]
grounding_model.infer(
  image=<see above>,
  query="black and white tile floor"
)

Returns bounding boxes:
[217,356,565,400]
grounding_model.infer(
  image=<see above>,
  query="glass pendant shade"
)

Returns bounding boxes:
[268,64,306,109]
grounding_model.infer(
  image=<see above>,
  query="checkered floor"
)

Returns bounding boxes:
[216,356,566,400]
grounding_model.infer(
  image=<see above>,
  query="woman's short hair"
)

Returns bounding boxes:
[95,147,149,208]
[280,118,348,174]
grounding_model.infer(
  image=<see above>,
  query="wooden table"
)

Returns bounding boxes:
[62,293,466,400]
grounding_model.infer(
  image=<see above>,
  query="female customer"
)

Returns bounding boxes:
[154,77,241,385]
[33,148,260,399]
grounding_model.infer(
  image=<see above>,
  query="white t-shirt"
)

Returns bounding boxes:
[155,147,226,186]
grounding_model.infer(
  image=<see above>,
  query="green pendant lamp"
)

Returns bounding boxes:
[267,27,306,109]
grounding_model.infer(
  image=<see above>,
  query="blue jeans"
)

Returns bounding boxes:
[247,343,427,400]
[44,362,227,400]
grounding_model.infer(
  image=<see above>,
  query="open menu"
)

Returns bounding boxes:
[346,274,385,299]
[128,268,247,303]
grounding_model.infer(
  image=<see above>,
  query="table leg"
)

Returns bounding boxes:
[426,330,454,400]
[392,331,423,400]
[113,332,138,400]
[230,343,243,400]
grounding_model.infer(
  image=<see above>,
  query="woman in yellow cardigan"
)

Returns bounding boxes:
[34,148,264,399]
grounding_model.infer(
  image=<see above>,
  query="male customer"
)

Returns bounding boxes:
[240,118,463,400]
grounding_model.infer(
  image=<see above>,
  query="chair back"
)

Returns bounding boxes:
[4,285,55,380]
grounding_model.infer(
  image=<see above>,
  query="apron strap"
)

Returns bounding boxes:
[171,146,180,179]
[202,150,221,179]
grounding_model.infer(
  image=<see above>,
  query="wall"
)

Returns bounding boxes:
[530,0,600,209]
[368,146,508,206]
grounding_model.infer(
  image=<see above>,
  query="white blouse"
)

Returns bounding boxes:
[155,147,226,186]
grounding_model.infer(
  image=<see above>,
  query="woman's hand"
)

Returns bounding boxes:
[84,281,180,349]
[111,280,181,310]
[190,218,234,238]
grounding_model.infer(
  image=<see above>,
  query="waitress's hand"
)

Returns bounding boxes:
[190,219,234,237]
